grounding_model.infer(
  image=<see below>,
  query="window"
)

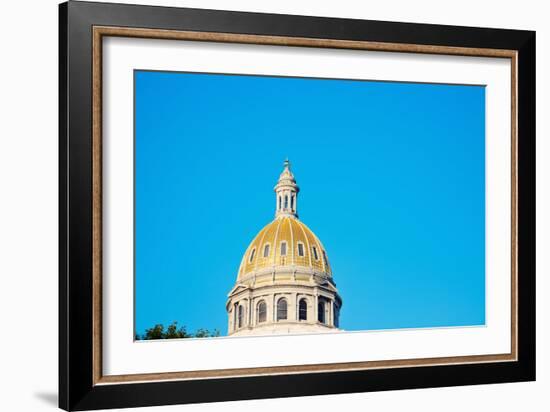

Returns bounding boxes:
[297,243,305,257]
[284,195,288,209]
[238,305,244,328]
[280,242,287,256]
[263,244,270,258]
[299,299,307,321]
[318,301,326,324]
[334,306,339,328]
[291,195,295,210]
[249,248,256,262]
[257,300,267,323]
[277,298,287,320]
[322,250,328,266]
[312,246,319,260]
[278,196,281,210]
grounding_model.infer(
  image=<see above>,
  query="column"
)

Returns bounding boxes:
[272,294,276,322]
[313,289,319,324]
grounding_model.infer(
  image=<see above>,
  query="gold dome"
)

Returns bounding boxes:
[238,216,331,280]
[227,161,342,337]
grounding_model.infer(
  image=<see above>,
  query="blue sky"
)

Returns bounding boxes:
[135,70,486,336]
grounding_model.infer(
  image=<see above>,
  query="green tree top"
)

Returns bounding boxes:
[136,321,220,340]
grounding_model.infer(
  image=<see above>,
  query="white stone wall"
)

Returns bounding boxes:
[227,280,341,336]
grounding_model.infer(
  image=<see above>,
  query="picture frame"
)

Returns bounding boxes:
[59,1,536,410]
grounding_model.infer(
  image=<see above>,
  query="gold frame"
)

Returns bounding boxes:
[92,26,518,385]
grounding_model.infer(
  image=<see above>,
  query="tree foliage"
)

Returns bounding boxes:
[136,321,220,340]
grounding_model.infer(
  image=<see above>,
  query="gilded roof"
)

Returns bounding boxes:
[237,216,331,280]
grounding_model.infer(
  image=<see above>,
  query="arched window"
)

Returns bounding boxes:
[238,304,244,328]
[299,299,307,321]
[263,244,270,258]
[277,298,287,320]
[257,300,267,323]
[297,243,305,257]
[284,195,288,209]
[280,242,287,256]
[322,250,329,266]
[291,195,295,210]
[278,196,282,210]
[318,301,326,324]
[249,248,256,263]
[312,246,319,260]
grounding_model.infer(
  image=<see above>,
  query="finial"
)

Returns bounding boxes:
[283,158,290,171]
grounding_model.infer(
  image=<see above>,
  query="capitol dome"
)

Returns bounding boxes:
[237,217,332,281]
[226,160,342,336]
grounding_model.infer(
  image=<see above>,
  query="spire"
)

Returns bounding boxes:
[274,159,299,218]
[283,158,290,170]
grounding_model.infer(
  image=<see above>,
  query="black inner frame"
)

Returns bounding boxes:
[59,1,536,410]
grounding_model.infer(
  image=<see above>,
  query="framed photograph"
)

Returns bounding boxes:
[59,1,536,410]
